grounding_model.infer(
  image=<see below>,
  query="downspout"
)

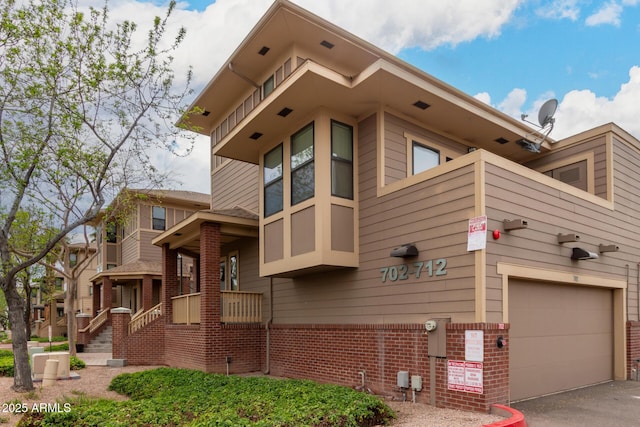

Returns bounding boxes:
[637,262,640,322]
[264,277,273,374]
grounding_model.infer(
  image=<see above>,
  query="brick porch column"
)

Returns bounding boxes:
[200,222,221,371]
[111,308,131,361]
[142,275,153,311]
[76,313,91,346]
[103,276,113,318]
[162,244,179,324]
[92,283,100,317]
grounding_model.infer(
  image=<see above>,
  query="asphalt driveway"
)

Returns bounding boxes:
[512,380,640,427]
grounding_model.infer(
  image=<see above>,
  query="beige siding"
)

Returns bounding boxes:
[138,230,162,262]
[121,232,139,264]
[270,112,478,324]
[611,137,640,320]
[525,135,608,199]
[484,160,632,322]
[212,160,259,212]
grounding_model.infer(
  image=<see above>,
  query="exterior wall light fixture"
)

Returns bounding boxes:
[599,244,619,253]
[390,243,418,258]
[503,219,528,231]
[557,233,580,243]
[571,247,599,260]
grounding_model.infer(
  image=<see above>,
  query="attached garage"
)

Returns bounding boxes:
[509,279,614,401]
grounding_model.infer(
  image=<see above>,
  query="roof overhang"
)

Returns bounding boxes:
[152,210,259,254]
[211,59,552,165]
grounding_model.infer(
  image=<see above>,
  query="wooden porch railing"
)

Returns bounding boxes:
[129,303,162,334]
[221,291,262,323]
[170,291,263,324]
[172,293,200,325]
[79,308,110,334]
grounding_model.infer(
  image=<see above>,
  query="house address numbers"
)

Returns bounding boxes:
[380,259,447,283]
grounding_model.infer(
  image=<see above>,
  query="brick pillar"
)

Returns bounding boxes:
[200,222,221,371]
[142,275,153,311]
[92,283,101,317]
[162,244,179,324]
[111,308,131,360]
[76,313,91,346]
[103,276,113,318]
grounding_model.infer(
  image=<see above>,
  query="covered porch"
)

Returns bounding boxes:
[110,208,265,372]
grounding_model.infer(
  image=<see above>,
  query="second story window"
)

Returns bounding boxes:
[69,252,77,267]
[152,206,166,230]
[291,122,314,205]
[264,144,283,217]
[331,120,353,199]
[263,75,275,98]
[106,223,117,243]
[412,142,440,175]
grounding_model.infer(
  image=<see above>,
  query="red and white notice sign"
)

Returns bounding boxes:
[467,215,487,251]
[447,360,484,394]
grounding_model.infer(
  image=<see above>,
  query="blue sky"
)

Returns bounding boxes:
[106,0,640,193]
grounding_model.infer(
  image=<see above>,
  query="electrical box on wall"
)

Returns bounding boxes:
[426,318,450,358]
[397,371,409,388]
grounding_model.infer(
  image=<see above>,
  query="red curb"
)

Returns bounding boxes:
[482,404,527,427]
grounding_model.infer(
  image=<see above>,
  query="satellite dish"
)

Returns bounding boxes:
[519,98,558,151]
[537,98,558,127]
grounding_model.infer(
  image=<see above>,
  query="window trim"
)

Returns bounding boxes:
[264,143,284,217]
[405,132,458,177]
[152,206,166,231]
[290,122,315,206]
[331,119,354,200]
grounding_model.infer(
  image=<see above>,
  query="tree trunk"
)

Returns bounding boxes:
[5,284,34,392]
[66,278,77,357]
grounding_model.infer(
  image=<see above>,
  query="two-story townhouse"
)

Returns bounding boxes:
[78,188,209,350]
[108,0,640,412]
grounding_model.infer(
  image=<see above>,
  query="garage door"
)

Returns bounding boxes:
[509,280,613,401]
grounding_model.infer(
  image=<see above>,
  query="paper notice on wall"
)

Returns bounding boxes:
[448,360,484,394]
[467,215,487,251]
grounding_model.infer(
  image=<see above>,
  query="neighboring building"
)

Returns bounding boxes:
[106,0,639,412]
[78,189,208,348]
[68,242,98,317]
[31,278,64,338]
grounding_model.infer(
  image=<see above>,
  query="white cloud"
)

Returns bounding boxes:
[536,0,580,21]
[546,66,640,140]
[498,88,528,118]
[72,0,640,195]
[585,1,623,27]
[293,0,522,53]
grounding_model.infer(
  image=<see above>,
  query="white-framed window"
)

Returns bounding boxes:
[229,251,239,291]
[220,252,239,291]
[291,122,314,205]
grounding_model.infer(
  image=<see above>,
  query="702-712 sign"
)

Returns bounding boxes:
[380,259,447,283]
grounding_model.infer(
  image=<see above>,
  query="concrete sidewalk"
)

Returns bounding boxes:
[76,353,111,366]
[512,380,640,427]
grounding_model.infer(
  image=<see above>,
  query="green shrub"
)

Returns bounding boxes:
[31,335,67,343]
[0,350,14,377]
[70,356,86,370]
[31,367,395,426]
[43,343,69,352]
